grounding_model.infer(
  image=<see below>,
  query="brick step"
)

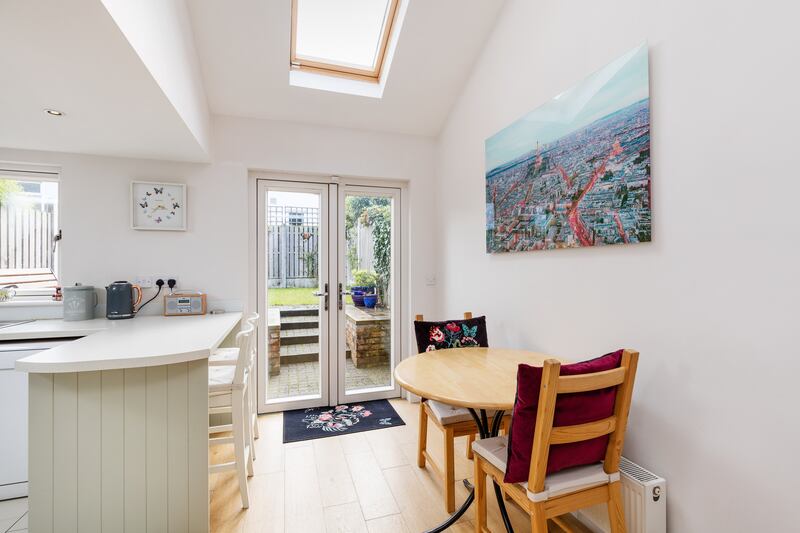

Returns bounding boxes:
[280,327,319,345]
[279,306,319,318]
[280,342,319,364]
[280,315,319,330]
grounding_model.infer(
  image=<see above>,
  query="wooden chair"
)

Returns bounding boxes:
[415,312,509,513]
[472,349,638,533]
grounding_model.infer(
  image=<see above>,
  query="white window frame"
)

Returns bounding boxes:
[0,165,61,298]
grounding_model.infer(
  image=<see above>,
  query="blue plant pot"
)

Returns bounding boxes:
[351,290,366,307]
[363,294,378,308]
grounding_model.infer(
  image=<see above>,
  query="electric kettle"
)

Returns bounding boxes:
[105,281,142,320]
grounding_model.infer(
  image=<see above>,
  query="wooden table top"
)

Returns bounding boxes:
[394,347,563,411]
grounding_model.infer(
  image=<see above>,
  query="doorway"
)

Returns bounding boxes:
[256,179,401,413]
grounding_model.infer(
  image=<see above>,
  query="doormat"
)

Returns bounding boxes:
[282,399,406,443]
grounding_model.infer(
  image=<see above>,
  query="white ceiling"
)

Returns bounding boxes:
[0,0,209,162]
[187,0,505,137]
[0,0,504,163]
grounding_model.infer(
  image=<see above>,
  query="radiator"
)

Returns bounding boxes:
[575,457,666,533]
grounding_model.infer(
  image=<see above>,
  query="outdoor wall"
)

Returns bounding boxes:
[435,1,799,532]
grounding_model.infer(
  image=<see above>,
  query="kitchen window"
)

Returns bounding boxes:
[0,170,60,293]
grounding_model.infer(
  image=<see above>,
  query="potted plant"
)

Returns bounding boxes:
[351,270,378,306]
[350,289,366,307]
[363,293,378,308]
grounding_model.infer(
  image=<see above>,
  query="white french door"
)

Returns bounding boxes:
[256,179,401,413]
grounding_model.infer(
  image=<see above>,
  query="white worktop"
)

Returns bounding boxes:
[10,313,242,373]
[0,317,109,340]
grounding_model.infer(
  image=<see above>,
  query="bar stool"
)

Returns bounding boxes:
[209,312,261,444]
[208,322,255,508]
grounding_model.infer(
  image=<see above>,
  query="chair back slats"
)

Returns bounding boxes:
[527,358,561,492]
[557,367,626,394]
[549,416,617,445]
[233,322,256,386]
[603,350,638,473]
[527,350,639,491]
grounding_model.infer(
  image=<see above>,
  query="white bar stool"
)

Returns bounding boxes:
[209,312,261,444]
[208,322,255,508]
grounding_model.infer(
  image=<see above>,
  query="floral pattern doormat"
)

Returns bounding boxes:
[282,400,406,443]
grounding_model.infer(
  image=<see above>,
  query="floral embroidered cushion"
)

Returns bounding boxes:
[413,316,489,353]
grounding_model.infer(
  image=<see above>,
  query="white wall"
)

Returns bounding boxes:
[436,1,799,531]
[214,115,440,327]
[0,116,439,344]
[0,147,246,314]
[101,0,211,155]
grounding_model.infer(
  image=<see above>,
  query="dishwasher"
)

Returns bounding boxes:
[0,337,77,500]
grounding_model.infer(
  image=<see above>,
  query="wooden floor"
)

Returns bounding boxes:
[210,399,590,533]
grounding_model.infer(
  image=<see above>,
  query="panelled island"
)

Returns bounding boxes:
[7,312,242,533]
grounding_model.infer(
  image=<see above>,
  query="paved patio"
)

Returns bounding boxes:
[266,358,391,400]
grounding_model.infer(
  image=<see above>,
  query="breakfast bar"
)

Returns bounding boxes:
[11,312,242,533]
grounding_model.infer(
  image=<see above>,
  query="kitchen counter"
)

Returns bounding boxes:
[13,313,242,373]
[0,317,108,341]
[17,312,242,533]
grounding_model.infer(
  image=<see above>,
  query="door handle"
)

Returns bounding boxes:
[313,283,329,311]
[338,283,350,311]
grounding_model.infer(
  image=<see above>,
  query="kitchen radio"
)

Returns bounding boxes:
[163,292,207,316]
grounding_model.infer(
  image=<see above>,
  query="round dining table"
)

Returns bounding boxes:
[394,347,562,533]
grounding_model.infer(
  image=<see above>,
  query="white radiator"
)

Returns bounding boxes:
[575,457,666,533]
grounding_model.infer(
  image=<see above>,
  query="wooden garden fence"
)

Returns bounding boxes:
[0,203,56,271]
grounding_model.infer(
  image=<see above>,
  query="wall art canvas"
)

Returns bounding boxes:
[485,43,651,253]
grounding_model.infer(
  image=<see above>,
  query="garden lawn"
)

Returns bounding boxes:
[268,287,354,307]
[268,287,317,307]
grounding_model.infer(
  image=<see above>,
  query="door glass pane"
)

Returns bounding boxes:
[343,194,393,394]
[266,190,323,403]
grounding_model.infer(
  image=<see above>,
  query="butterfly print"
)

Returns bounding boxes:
[172,202,180,209]
[139,201,148,209]
[170,211,176,216]
[145,191,151,196]
[155,217,162,224]
[461,324,478,337]
[154,187,164,194]
[425,320,482,350]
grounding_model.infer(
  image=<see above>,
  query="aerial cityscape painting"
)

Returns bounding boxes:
[485,44,651,253]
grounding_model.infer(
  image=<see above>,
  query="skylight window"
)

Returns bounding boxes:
[291,0,400,81]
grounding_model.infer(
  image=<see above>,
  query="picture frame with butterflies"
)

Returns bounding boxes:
[131,181,187,231]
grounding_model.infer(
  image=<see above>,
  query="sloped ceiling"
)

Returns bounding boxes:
[187,0,505,136]
[0,0,210,162]
[0,0,505,163]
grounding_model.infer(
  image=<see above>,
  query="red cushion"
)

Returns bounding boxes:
[503,350,623,484]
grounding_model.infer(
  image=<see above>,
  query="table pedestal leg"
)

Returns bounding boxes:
[422,408,513,533]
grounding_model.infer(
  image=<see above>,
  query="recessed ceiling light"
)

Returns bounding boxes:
[44,109,64,117]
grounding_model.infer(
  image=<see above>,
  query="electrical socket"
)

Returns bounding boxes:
[154,275,178,291]
[134,276,154,288]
